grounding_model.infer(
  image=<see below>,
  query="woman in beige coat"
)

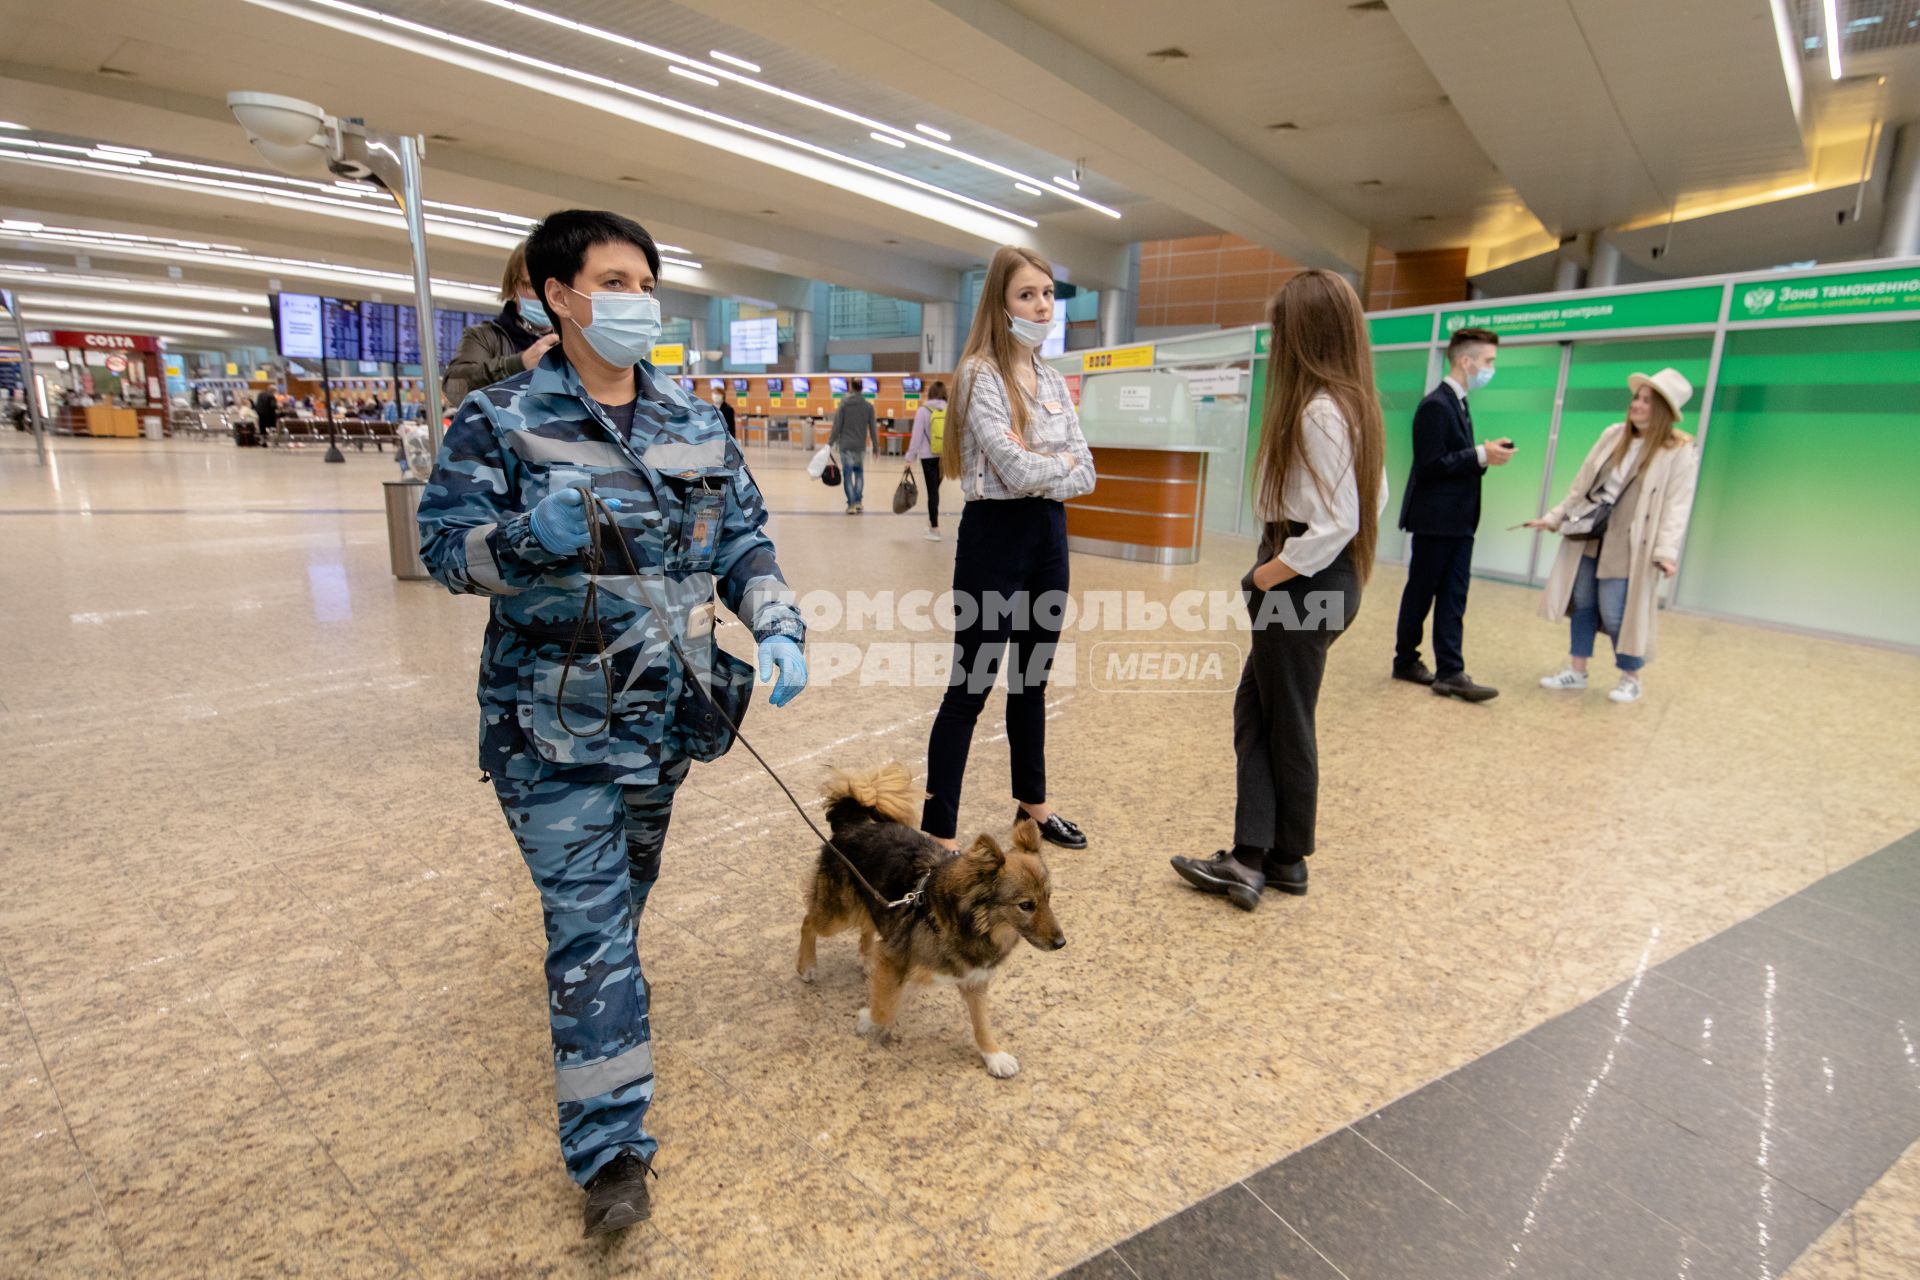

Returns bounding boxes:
[1524,368,1699,704]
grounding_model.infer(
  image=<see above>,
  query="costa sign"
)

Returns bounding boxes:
[47,330,162,354]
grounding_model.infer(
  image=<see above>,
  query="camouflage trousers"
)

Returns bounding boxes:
[493,756,690,1185]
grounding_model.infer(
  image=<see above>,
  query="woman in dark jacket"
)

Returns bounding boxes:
[441,239,558,406]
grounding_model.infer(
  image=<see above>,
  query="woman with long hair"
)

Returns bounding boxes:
[1171,270,1387,911]
[442,239,559,407]
[1526,369,1698,703]
[904,378,950,541]
[921,246,1096,850]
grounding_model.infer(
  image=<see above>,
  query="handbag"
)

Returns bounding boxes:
[892,464,919,514]
[821,460,841,487]
[1559,448,1645,541]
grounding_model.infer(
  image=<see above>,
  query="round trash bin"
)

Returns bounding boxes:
[383,479,429,580]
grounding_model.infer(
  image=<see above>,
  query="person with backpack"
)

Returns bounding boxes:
[905,380,949,541]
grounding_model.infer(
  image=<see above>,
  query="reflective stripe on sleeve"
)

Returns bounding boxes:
[463,524,516,594]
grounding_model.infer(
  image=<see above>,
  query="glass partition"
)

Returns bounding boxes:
[1461,343,1561,579]
[1677,322,1920,647]
[1373,349,1433,565]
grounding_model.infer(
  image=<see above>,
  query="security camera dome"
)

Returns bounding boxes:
[247,136,333,176]
[226,91,327,147]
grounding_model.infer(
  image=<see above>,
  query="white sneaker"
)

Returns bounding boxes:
[1539,668,1588,690]
[924,529,941,542]
[1608,675,1643,703]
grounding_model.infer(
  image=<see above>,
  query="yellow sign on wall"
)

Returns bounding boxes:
[1083,344,1154,372]
[225,362,240,376]
[651,343,686,368]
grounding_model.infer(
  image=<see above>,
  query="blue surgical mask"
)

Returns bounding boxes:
[1469,365,1495,390]
[561,285,661,367]
[517,294,551,331]
[1007,312,1053,349]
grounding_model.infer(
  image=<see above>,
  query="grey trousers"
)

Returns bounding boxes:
[1232,539,1362,860]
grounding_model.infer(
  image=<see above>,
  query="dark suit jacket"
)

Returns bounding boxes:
[1398,382,1486,537]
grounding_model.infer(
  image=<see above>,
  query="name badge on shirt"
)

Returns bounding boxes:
[1042,400,1064,414]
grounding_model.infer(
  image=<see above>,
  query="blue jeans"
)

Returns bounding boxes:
[841,453,865,506]
[1568,555,1645,672]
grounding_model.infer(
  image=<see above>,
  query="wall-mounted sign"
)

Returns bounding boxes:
[1439,286,1723,339]
[1732,267,1920,321]
[1083,343,1154,372]
[103,354,129,374]
[651,342,686,368]
[1367,313,1435,346]
[47,330,162,353]
[1116,385,1152,411]
[1182,368,1243,398]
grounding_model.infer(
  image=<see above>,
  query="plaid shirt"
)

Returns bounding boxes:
[955,356,1097,503]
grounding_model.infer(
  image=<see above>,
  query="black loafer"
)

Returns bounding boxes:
[582,1149,655,1238]
[1019,809,1087,850]
[1264,856,1308,896]
[1392,661,1435,685]
[1431,673,1500,703]
[1170,850,1264,911]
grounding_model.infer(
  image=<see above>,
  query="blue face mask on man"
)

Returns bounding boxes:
[559,284,661,368]
[517,293,551,331]
[1469,364,1496,390]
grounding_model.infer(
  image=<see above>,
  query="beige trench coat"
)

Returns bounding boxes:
[1537,422,1700,662]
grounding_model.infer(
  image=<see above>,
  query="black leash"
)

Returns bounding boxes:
[558,485,925,915]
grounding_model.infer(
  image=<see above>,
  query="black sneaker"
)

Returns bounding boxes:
[1264,856,1308,896]
[1018,809,1087,850]
[1430,673,1500,703]
[1392,660,1435,685]
[1169,850,1264,911]
[582,1150,655,1237]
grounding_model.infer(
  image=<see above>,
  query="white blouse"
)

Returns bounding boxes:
[1257,393,1390,579]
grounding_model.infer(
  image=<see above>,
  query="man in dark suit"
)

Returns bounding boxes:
[1393,326,1513,701]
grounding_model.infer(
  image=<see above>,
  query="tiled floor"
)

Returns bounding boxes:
[1068,833,1920,1280]
[1,437,1915,1278]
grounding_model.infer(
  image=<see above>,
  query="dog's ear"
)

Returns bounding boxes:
[1011,817,1042,854]
[965,834,1007,870]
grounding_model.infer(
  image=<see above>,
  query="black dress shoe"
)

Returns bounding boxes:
[1392,660,1435,685]
[1430,673,1500,703]
[583,1150,655,1238]
[1264,856,1308,896]
[1019,809,1087,850]
[1170,850,1264,911]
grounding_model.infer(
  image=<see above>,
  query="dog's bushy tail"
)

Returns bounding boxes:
[823,762,921,830]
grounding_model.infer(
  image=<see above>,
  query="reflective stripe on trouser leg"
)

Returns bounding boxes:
[494,773,662,1185]
[624,756,689,920]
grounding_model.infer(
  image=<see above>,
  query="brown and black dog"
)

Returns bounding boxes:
[796,763,1065,1077]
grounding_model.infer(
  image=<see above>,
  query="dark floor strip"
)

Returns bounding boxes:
[1062,829,1920,1280]
[0,507,386,516]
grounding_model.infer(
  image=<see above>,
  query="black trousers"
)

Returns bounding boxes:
[922,498,1069,839]
[1234,539,1361,861]
[1394,533,1474,678]
[920,457,943,528]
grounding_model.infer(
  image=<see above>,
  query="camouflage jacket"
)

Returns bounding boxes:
[418,350,805,784]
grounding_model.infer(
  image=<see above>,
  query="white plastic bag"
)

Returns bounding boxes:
[806,444,832,479]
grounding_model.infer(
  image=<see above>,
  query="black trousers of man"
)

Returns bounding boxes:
[1394,533,1474,680]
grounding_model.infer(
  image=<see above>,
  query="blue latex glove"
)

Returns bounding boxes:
[757,636,807,708]
[529,486,621,554]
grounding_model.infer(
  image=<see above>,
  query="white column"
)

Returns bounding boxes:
[1879,124,1920,259]
[919,301,958,370]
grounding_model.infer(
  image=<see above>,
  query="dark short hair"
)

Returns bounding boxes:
[526,210,661,305]
[1447,326,1499,361]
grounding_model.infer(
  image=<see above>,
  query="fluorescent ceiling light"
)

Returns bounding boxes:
[1,218,46,231]
[871,131,906,149]
[1053,176,1080,191]
[23,309,241,338]
[445,0,1123,219]
[0,122,24,131]
[668,65,719,87]
[661,255,702,269]
[252,0,1041,233]
[914,124,951,141]
[0,269,266,305]
[86,149,143,164]
[0,222,497,303]
[709,50,759,73]
[17,294,275,326]
[1015,182,1043,196]
[97,144,152,157]
[655,242,690,253]
[1823,0,1843,78]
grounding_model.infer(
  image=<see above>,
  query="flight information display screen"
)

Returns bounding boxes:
[358,302,397,363]
[321,298,360,361]
[274,293,324,359]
